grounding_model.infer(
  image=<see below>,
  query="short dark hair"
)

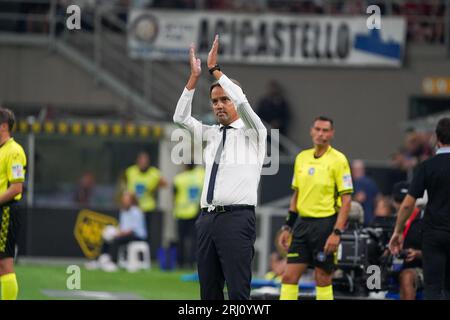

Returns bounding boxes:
[209,79,242,98]
[313,116,334,128]
[436,117,450,145]
[0,108,15,132]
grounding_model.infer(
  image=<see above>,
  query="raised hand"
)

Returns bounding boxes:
[207,34,219,69]
[190,43,201,78]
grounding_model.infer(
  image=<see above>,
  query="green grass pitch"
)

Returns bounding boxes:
[14,263,200,300]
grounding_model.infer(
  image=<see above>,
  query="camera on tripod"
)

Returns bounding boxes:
[332,202,395,296]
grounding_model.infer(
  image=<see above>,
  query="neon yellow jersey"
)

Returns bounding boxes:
[173,166,205,220]
[291,146,353,218]
[125,165,161,212]
[0,138,27,201]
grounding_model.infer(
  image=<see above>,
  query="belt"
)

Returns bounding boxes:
[201,205,255,213]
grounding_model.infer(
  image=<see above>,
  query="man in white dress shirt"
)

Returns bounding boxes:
[173,35,267,300]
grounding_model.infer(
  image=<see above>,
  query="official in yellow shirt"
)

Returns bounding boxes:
[0,108,27,300]
[173,164,204,268]
[278,116,353,301]
[124,151,167,259]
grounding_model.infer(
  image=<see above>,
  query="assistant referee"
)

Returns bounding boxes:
[278,116,353,300]
[0,108,27,300]
[390,117,450,299]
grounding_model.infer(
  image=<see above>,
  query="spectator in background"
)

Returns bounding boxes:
[392,147,413,172]
[152,0,195,9]
[86,192,148,272]
[402,0,432,42]
[23,1,50,33]
[268,0,326,13]
[342,0,364,14]
[351,159,380,226]
[405,130,433,162]
[173,164,205,269]
[257,80,291,137]
[371,196,396,227]
[429,0,446,43]
[205,0,229,10]
[74,171,96,206]
[392,181,424,300]
[124,151,167,259]
[393,129,433,172]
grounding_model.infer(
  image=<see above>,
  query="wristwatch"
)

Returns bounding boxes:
[333,228,343,236]
[209,64,221,75]
[281,225,292,232]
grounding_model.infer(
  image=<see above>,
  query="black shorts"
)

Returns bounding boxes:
[0,202,20,259]
[287,214,337,273]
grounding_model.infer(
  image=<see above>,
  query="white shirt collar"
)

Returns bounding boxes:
[219,118,244,130]
[436,147,450,155]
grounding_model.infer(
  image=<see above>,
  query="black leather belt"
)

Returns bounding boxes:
[201,205,255,213]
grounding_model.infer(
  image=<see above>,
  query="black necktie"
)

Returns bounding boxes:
[206,126,231,204]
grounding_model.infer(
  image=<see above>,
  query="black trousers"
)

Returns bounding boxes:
[144,210,162,260]
[177,218,197,268]
[196,207,256,300]
[102,233,141,263]
[423,228,450,300]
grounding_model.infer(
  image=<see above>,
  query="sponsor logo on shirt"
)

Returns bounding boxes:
[343,174,353,189]
[135,183,146,197]
[12,164,24,179]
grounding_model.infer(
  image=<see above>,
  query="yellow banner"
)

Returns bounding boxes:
[13,120,163,139]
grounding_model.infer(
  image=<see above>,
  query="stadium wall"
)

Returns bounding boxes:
[0,44,128,113]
